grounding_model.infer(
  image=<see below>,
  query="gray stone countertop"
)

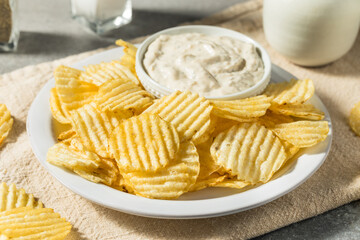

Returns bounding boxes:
[1,0,360,239]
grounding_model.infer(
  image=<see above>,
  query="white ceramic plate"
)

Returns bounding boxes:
[27,47,332,219]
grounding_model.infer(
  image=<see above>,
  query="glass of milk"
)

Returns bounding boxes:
[263,0,360,67]
[71,0,132,34]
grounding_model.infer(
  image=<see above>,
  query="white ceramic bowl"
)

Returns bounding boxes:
[135,25,271,100]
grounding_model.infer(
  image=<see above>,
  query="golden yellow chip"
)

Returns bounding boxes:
[196,139,221,180]
[57,129,76,142]
[210,122,287,184]
[96,78,153,114]
[116,39,137,74]
[80,61,140,86]
[210,115,240,137]
[47,142,101,171]
[49,88,71,124]
[189,173,227,192]
[258,110,294,128]
[282,141,300,160]
[264,79,314,105]
[110,113,180,172]
[271,121,329,148]
[211,95,272,121]
[0,104,13,147]
[270,103,325,120]
[0,183,43,212]
[350,101,360,136]
[70,103,120,158]
[214,178,250,189]
[54,65,98,113]
[123,141,200,199]
[145,90,213,144]
[0,207,71,239]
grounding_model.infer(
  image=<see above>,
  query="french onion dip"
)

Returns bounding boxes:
[143,33,264,97]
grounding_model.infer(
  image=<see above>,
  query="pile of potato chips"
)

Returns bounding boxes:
[0,182,71,239]
[47,40,330,199]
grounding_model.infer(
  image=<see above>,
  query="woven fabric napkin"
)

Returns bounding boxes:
[1,0,360,239]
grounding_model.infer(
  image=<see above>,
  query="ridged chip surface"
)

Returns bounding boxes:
[0,207,71,240]
[0,104,13,146]
[110,113,180,172]
[54,65,98,113]
[70,103,119,158]
[264,79,314,105]
[270,103,324,120]
[258,110,294,128]
[49,88,70,124]
[0,183,43,212]
[145,90,212,144]
[123,141,200,199]
[96,79,153,114]
[211,122,287,184]
[271,121,329,148]
[350,101,360,136]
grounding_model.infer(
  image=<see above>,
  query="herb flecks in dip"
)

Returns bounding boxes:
[143,33,264,97]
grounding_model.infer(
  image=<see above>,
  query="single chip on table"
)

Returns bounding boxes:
[269,103,325,120]
[210,122,287,184]
[264,79,315,105]
[0,104,13,146]
[211,95,272,121]
[96,78,153,114]
[0,207,71,239]
[69,103,120,158]
[109,113,180,173]
[258,110,294,128]
[349,101,360,136]
[271,121,329,148]
[49,88,71,124]
[145,90,213,144]
[0,182,43,212]
[123,141,200,199]
[54,65,98,114]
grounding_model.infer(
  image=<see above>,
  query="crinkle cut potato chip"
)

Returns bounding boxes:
[123,141,200,199]
[145,90,212,144]
[96,78,153,114]
[110,113,180,172]
[270,103,325,120]
[196,139,221,180]
[350,101,360,136]
[214,178,250,189]
[0,182,43,212]
[116,39,137,74]
[271,121,329,148]
[54,65,98,113]
[258,110,294,128]
[264,79,315,105]
[211,122,287,184]
[0,207,71,240]
[189,173,227,192]
[70,103,120,158]
[49,88,70,124]
[0,104,13,146]
[211,95,272,120]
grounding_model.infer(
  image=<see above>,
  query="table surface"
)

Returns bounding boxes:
[1,0,360,239]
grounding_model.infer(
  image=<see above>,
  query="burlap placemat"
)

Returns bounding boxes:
[1,0,359,239]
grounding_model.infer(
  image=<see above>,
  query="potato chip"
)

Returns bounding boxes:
[270,103,325,120]
[80,61,140,86]
[123,141,200,199]
[211,95,271,121]
[57,129,76,142]
[214,178,250,189]
[349,101,360,136]
[0,183,43,212]
[258,110,294,128]
[96,78,153,114]
[110,113,180,172]
[271,121,329,148]
[49,88,71,124]
[145,90,212,144]
[54,65,98,113]
[116,39,137,74]
[0,207,71,239]
[47,142,101,171]
[210,115,240,137]
[211,122,287,184]
[282,141,300,160]
[264,79,314,105]
[70,103,120,158]
[196,139,221,180]
[0,104,13,146]
[189,173,227,192]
